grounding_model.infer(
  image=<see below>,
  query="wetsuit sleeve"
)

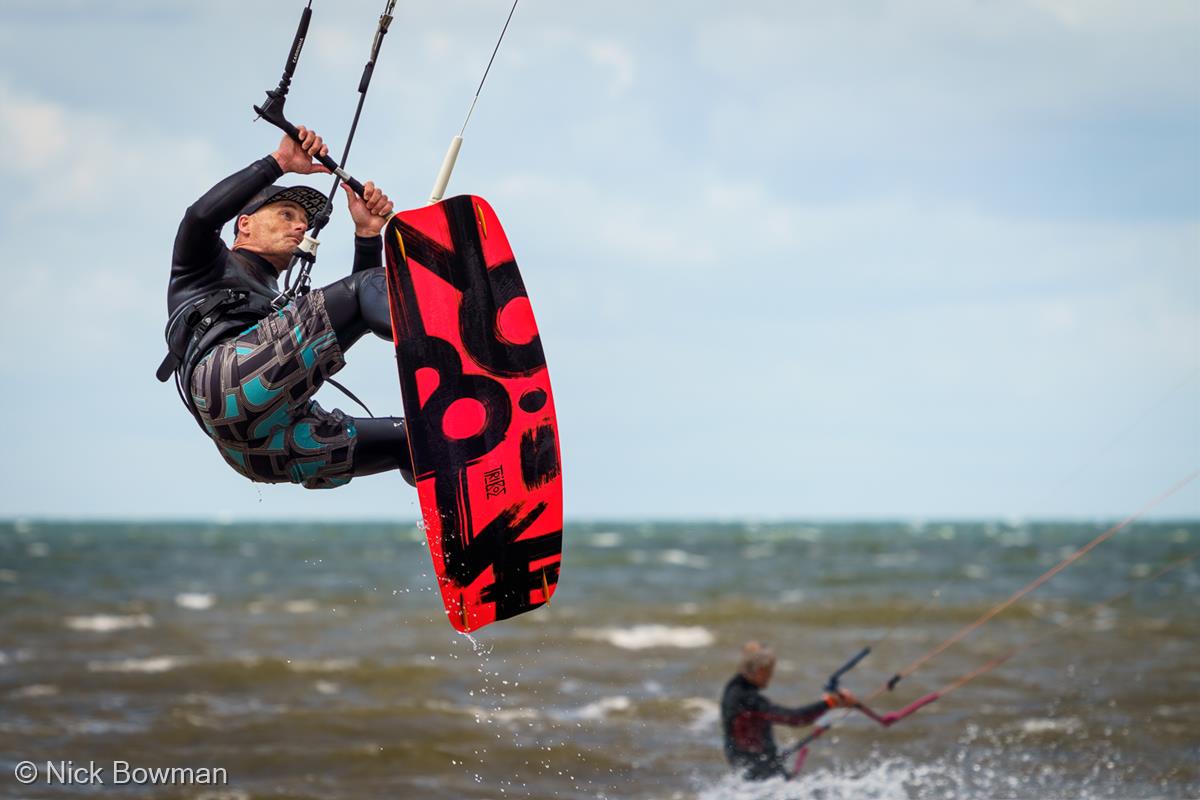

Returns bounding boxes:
[172,156,285,272]
[352,234,383,273]
[748,693,829,727]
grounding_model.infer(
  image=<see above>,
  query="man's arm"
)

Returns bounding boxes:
[352,235,384,273]
[343,180,394,273]
[753,689,857,728]
[172,157,284,271]
[752,696,830,728]
[172,127,332,273]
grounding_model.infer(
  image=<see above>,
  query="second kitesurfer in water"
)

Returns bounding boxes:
[721,641,859,781]
[160,126,414,489]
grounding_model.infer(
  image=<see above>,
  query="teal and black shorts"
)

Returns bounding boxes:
[189,290,358,490]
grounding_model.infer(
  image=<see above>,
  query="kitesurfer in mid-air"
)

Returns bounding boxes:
[721,641,859,781]
[160,126,414,489]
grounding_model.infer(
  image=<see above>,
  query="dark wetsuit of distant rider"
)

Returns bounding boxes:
[720,642,856,781]
[159,126,413,489]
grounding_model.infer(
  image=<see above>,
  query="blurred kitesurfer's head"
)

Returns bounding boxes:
[739,641,776,688]
[232,184,326,270]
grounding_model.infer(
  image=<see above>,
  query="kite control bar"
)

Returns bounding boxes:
[253,0,398,304]
[254,100,367,198]
[825,646,870,693]
[252,0,368,199]
[779,647,887,777]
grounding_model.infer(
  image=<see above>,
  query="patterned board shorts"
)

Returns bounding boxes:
[189,290,359,490]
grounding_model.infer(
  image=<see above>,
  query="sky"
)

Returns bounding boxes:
[0,0,1196,521]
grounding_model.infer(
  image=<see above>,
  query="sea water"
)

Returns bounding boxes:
[0,520,1196,799]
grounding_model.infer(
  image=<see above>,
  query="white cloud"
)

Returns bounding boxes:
[585,41,635,97]
[0,2,1195,518]
[494,171,716,267]
[693,0,1199,135]
[530,26,636,97]
[1025,0,1198,31]
[312,25,360,70]
[0,78,220,217]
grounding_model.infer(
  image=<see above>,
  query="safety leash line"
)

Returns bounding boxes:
[885,468,1199,691]
[931,549,1197,699]
[785,548,1197,778]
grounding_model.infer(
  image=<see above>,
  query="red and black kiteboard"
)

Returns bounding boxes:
[383,195,562,633]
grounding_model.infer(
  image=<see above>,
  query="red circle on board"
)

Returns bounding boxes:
[416,367,440,407]
[442,397,488,440]
[496,297,537,346]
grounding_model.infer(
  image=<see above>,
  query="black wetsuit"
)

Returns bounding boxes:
[720,675,829,781]
[166,156,411,483]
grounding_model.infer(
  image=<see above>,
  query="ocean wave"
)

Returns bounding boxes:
[424,698,541,725]
[963,563,988,579]
[660,549,710,569]
[8,684,58,699]
[65,614,154,632]
[176,592,216,610]
[693,755,1033,800]
[730,758,943,800]
[576,624,716,650]
[576,695,632,720]
[87,656,185,673]
[742,544,775,559]
[1018,716,1083,735]
[682,697,720,731]
[283,600,319,614]
[287,658,359,673]
[873,552,918,568]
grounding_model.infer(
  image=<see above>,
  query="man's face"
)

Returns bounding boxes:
[749,663,774,688]
[235,200,308,264]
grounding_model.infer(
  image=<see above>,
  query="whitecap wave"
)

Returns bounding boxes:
[660,549,710,569]
[694,752,1124,800]
[87,656,184,673]
[694,757,961,800]
[176,592,215,610]
[577,624,715,650]
[576,695,632,719]
[742,545,775,560]
[1019,716,1083,735]
[65,614,153,632]
[283,600,319,614]
[287,658,358,673]
[425,699,541,725]
[682,697,720,731]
